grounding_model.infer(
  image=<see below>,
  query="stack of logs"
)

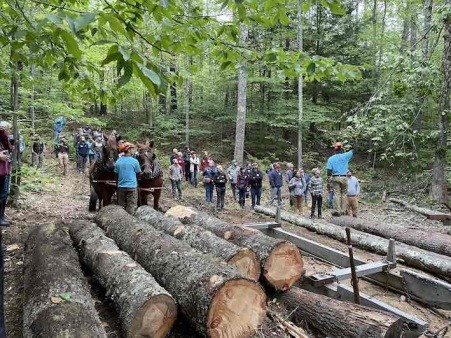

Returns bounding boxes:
[22,205,405,338]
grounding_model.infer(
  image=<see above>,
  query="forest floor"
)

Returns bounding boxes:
[2,152,451,338]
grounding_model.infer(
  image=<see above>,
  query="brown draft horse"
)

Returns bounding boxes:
[136,141,163,210]
[88,135,118,211]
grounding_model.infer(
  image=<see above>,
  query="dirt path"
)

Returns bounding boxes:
[2,156,450,337]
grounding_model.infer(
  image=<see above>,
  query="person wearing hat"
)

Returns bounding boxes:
[326,141,354,216]
[308,168,323,218]
[57,136,70,175]
[226,159,240,201]
[248,163,263,209]
[115,142,141,214]
[31,135,45,169]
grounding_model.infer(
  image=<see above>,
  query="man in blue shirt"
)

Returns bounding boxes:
[268,162,283,207]
[115,142,141,214]
[326,142,354,216]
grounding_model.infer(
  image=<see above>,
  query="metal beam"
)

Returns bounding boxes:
[242,222,281,230]
[308,260,396,287]
[261,227,451,309]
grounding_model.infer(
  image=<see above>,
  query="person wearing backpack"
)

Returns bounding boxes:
[213,165,228,211]
[236,167,249,209]
[202,160,216,203]
[76,136,89,173]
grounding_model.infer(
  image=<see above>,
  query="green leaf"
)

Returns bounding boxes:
[46,13,62,25]
[59,30,82,59]
[107,15,127,37]
[220,61,233,70]
[306,62,316,75]
[140,65,161,87]
[118,60,133,87]
[59,292,71,301]
[101,52,121,66]
[74,13,96,32]
[119,46,130,61]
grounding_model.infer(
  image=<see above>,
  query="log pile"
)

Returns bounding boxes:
[254,205,451,278]
[166,205,304,291]
[279,287,404,338]
[69,220,177,338]
[23,224,107,338]
[329,216,451,256]
[135,205,261,281]
[96,205,267,338]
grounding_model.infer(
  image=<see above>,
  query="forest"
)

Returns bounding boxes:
[0,0,449,201]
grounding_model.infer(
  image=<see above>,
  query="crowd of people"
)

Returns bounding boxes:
[166,142,360,217]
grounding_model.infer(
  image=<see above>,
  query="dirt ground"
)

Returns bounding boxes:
[2,154,450,337]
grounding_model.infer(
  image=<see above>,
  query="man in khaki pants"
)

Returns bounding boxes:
[57,136,69,175]
[346,170,360,217]
[326,142,354,216]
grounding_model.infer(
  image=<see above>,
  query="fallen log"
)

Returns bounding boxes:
[165,205,303,291]
[329,216,451,257]
[135,205,260,281]
[69,220,177,338]
[279,287,404,338]
[389,198,450,217]
[96,205,266,338]
[254,206,451,278]
[23,224,107,338]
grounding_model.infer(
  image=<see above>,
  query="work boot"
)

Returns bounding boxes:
[0,200,10,227]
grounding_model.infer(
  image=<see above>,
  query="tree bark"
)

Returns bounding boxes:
[96,205,266,338]
[69,220,177,338]
[165,206,303,291]
[136,205,261,281]
[431,3,450,202]
[234,23,248,166]
[254,206,451,278]
[279,287,404,338]
[329,215,451,256]
[297,0,304,168]
[23,224,107,338]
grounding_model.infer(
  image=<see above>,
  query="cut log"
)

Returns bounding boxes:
[165,205,303,291]
[23,224,107,338]
[135,205,260,281]
[329,215,451,257]
[389,197,450,217]
[69,220,177,338]
[279,287,404,338]
[254,206,451,278]
[96,205,266,338]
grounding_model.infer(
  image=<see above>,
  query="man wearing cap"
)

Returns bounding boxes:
[57,136,70,175]
[115,142,141,214]
[326,141,354,216]
[226,159,240,201]
[31,135,45,169]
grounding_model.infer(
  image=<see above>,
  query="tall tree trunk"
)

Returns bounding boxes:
[422,0,433,59]
[234,23,248,166]
[400,14,410,55]
[410,9,418,57]
[377,0,387,68]
[431,3,450,202]
[297,0,304,168]
[9,60,21,206]
[170,65,177,113]
[185,57,192,146]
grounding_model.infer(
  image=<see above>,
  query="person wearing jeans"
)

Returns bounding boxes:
[213,165,227,211]
[309,168,323,218]
[203,161,216,203]
[248,163,263,209]
[268,163,283,207]
[168,159,183,200]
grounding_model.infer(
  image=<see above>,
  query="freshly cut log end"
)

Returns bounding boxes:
[227,248,261,282]
[208,279,266,338]
[263,241,304,291]
[129,294,177,338]
[165,205,197,219]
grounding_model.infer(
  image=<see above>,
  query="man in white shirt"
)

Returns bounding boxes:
[346,169,360,217]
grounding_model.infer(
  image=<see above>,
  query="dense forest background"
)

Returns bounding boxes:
[0,0,449,201]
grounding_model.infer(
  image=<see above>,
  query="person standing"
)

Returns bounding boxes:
[302,167,311,207]
[288,171,306,214]
[115,142,141,215]
[213,165,227,211]
[227,160,240,201]
[189,151,200,187]
[31,135,45,169]
[169,158,183,200]
[176,151,185,179]
[285,163,295,206]
[86,137,95,166]
[326,141,354,216]
[57,136,70,175]
[309,168,323,218]
[203,160,216,203]
[183,146,191,182]
[76,136,89,173]
[236,167,248,209]
[0,122,12,226]
[268,163,283,207]
[346,170,360,217]
[248,163,263,209]
[169,148,178,165]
